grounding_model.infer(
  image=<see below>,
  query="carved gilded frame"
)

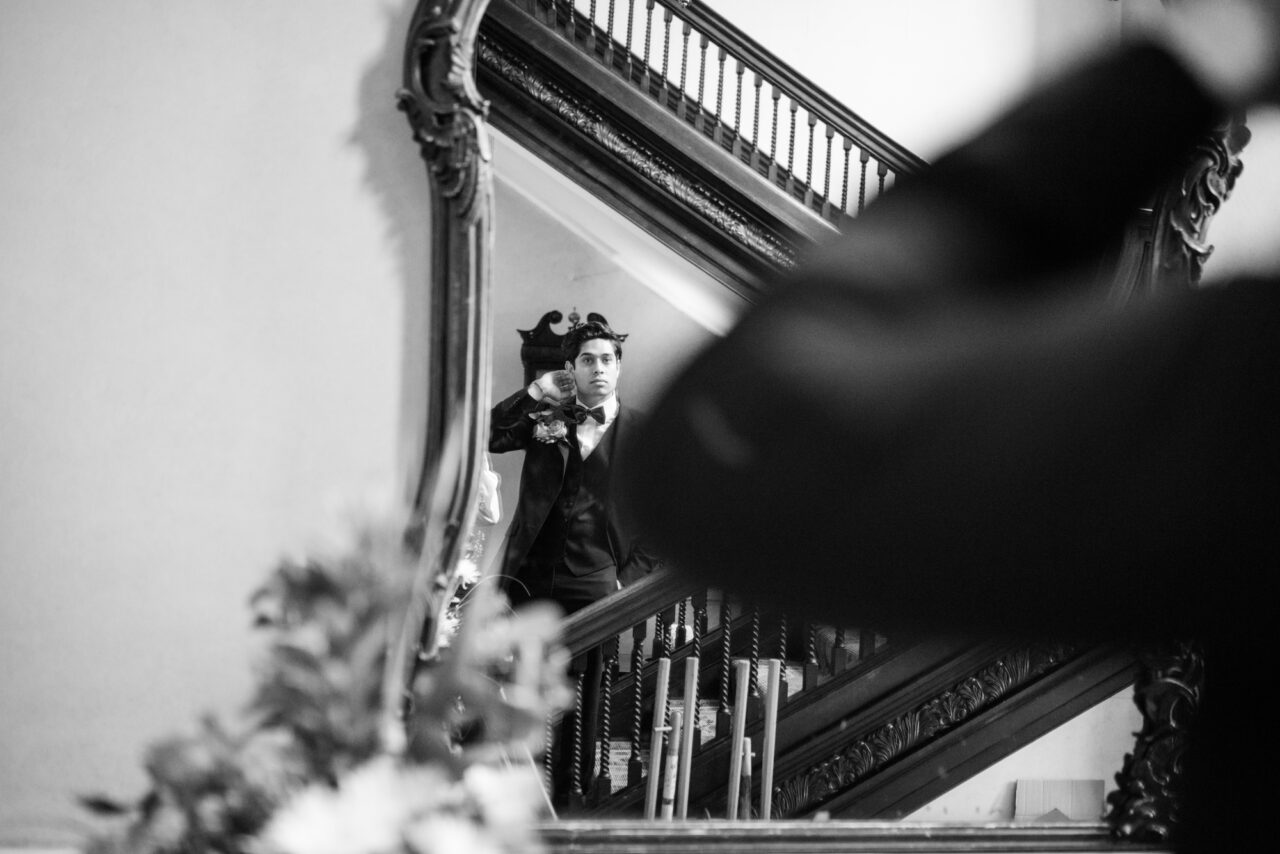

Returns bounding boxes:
[392,0,1224,846]
[383,0,494,751]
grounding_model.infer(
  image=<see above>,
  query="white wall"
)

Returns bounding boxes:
[906,688,1142,823]
[722,0,1039,160]
[724,0,1280,279]
[1,1,427,845]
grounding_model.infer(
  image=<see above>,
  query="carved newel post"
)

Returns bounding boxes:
[381,0,495,753]
[1107,641,1205,843]
[1113,115,1251,300]
[1107,117,1247,842]
[1147,116,1251,290]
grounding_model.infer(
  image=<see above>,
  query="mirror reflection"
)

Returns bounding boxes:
[426,0,1237,833]
[467,135,1142,822]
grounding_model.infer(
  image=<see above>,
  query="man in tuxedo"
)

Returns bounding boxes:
[621,1,1280,849]
[490,319,657,611]
[489,319,657,805]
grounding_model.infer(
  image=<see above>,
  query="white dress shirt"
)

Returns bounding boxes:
[575,393,618,459]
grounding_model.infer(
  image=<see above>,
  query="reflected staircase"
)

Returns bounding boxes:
[549,570,1137,822]
[474,0,1146,834]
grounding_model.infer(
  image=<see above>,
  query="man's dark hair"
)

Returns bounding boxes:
[563,319,627,362]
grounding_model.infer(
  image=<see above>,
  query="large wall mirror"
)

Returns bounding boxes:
[395,1,1226,849]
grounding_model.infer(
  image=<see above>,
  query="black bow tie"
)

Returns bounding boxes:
[566,403,606,425]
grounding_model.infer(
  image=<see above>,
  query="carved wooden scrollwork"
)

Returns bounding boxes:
[475,33,799,271]
[1107,640,1204,843]
[382,0,495,753]
[1150,117,1250,289]
[771,643,1075,819]
[385,1,1233,843]
[1114,115,1251,300]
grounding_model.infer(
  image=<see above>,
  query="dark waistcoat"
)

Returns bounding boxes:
[525,425,617,575]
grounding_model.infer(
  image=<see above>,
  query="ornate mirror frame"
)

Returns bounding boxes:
[383,0,494,752]
[392,0,1229,847]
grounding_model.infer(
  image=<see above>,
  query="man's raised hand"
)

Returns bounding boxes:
[532,369,576,403]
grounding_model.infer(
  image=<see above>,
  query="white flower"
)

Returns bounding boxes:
[261,757,456,854]
[531,420,567,444]
[463,764,545,831]
[403,815,501,854]
[455,557,481,588]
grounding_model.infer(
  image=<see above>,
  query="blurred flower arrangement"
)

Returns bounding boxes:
[80,520,570,854]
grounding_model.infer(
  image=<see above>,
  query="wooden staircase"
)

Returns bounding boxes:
[549,570,1138,821]
[451,1,1205,846]
[476,0,924,296]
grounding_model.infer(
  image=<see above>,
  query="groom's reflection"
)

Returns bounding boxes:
[488,318,661,808]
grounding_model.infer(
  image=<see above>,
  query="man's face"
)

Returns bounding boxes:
[567,338,621,406]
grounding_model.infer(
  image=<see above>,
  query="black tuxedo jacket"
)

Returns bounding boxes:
[489,389,659,588]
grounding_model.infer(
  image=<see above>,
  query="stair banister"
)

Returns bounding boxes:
[662,0,926,178]
[561,566,702,656]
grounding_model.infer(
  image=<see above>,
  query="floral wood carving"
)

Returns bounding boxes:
[399,0,494,224]
[476,34,798,271]
[1106,640,1203,843]
[1150,117,1249,289]
[770,643,1075,819]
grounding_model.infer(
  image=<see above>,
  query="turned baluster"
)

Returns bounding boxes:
[831,627,845,675]
[676,20,691,119]
[878,160,889,196]
[653,607,667,660]
[803,112,818,207]
[840,137,853,216]
[767,86,781,184]
[641,0,655,91]
[544,712,557,799]
[717,593,734,738]
[803,621,820,691]
[586,0,597,53]
[750,72,764,171]
[857,148,870,213]
[593,636,619,802]
[731,59,745,157]
[628,621,647,787]
[785,99,798,195]
[604,0,616,67]
[676,598,688,648]
[748,603,762,714]
[570,669,587,808]
[821,126,835,219]
[693,590,708,657]
[623,0,636,79]
[777,612,789,704]
[694,34,709,132]
[660,6,673,103]
[660,608,674,734]
[712,47,727,145]
[691,589,708,749]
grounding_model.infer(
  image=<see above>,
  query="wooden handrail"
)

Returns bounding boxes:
[493,0,926,228]
[561,566,702,656]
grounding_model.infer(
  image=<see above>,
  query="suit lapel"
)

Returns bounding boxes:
[608,402,627,453]
[559,421,577,467]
